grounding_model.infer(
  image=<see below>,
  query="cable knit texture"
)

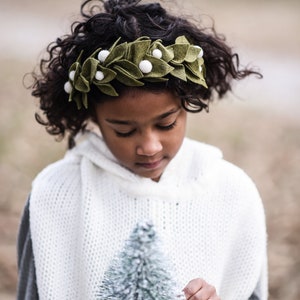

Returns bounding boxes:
[29,132,267,299]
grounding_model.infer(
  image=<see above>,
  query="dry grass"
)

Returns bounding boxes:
[188,103,300,299]
[0,0,299,299]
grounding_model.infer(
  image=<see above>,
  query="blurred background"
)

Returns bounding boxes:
[0,0,299,299]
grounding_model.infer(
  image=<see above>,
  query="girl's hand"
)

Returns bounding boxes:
[183,278,220,300]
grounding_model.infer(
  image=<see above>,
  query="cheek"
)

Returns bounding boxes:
[174,113,187,142]
[164,121,186,155]
[105,137,135,163]
[97,123,133,160]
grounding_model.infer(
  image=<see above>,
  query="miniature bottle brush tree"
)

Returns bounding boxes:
[97,220,184,299]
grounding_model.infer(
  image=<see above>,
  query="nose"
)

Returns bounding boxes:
[136,130,163,156]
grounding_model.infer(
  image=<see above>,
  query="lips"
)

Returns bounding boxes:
[136,158,164,170]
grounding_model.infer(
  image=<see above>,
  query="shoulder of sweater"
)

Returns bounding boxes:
[179,137,223,180]
[31,151,80,191]
[217,158,264,214]
[220,159,259,192]
[184,137,223,158]
[182,137,223,170]
[184,138,260,197]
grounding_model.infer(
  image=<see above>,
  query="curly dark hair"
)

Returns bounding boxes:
[31,0,261,148]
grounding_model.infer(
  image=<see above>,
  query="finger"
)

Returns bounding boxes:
[183,278,205,299]
[188,291,220,300]
[183,278,220,300]
[199,284,217,299]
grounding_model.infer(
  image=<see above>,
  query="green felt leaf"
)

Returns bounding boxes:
[81,58,98,81]
[69,62,80,72]
[127,39,151,64]
[170,63,187,81]
[68,92,73,103]
[149,41,174,62]
[94,66,117,84]
[96,83,119,97]
[109,37,122,51]
[142,55,174,78]
[73,93,82,110]
[171,44,189,64]
[198,57,204,65]
[202,63,207,77]
[105,43,127,66]
[186,68,207,87]
[185,46,201,63]
[82,93,88,109]
[113,65,144,86]
[69,62,81,82]
[114,60,144,78]
[186,60,201,76]
[75,74,90,93]
[90,48,102,59]
[144,77,169,83]
[175,35,190,44]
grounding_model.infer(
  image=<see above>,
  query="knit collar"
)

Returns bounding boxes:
[69,131,187,184]
[69,130,222,188]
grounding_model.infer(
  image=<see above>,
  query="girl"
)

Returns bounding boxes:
[17,0,267,299]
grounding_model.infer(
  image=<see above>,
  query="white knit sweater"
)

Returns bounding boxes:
[29,132,267,300]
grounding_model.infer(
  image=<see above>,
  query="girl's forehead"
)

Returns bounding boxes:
[96,89,182,120]
[103,88,179,105]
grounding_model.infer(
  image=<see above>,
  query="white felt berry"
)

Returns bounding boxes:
[98,50,110,62]
[139,60,153,74]
[152,49,162,59]
[194,46,204,58]
[64,81,72,94]
[198,48,204,58]
[95,71,104,81]
[69,70,76,81]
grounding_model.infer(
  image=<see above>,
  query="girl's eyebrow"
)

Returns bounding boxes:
[105,107,181,125]
[157,107,181,120]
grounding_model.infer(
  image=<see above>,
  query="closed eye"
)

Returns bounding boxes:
[115,129,136,137]
[156,120,177,131]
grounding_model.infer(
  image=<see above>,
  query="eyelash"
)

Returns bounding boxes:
[157,120,177,131]
[115,129,136,138]
[115,120,177,137]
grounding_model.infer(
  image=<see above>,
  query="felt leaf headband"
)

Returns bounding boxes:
[64,35,207,109]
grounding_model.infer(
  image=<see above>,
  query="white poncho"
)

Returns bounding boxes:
[29,132,267,299]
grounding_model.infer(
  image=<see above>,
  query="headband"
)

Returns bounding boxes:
[64,35,207,109]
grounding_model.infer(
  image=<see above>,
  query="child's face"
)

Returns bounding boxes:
[94,89,187,181]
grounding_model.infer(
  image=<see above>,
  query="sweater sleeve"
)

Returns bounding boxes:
[242,184,268,300]
[248,192,268,300]
[217,160,268,300]
[17,197,39,300]
[244,181,269,300]
[250,252,268,300]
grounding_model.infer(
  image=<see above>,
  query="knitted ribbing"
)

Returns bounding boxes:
[29,132,267,299]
